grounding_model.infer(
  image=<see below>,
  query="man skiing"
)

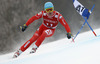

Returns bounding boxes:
[13,2,72,58]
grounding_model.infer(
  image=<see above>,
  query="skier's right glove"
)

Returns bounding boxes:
[20,24,28,32]
[67,32,72,39]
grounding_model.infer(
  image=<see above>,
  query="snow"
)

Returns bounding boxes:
[0,28,100,64]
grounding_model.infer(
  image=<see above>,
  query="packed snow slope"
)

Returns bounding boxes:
[0,28,100,64]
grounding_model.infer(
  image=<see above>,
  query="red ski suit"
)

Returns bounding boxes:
[20,11,71,52]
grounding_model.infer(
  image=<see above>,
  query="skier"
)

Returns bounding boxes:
[13,2,72,58]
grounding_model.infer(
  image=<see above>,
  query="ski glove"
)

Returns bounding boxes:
[20,24,28,32]
[67,32,72,39]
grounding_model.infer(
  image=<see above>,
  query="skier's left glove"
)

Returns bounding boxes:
[67,32,72,39]
[20,24,28,32]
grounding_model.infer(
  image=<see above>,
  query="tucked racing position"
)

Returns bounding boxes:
[13,2,72,58]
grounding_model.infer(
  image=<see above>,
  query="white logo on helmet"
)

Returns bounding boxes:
[46,4,52,8]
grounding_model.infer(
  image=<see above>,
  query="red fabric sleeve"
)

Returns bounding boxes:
[26,11,43,26]
[58,14,71,33]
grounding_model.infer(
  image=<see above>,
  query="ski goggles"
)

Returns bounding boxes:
[45,7,54,13]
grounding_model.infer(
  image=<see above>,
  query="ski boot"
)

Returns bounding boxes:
[13,49,22,58]
[30,48,37,54]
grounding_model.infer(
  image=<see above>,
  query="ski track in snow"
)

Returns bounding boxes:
[0,28,100,64]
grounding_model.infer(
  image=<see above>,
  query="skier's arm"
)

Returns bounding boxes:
[58,14,72,39]
[58,14,71,33]
[20,11,43,32]
[26,11,43,26]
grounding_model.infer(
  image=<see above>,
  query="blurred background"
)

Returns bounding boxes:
[0,0,100,54]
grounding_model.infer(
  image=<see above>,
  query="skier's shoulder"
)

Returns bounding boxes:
[37,11,44,15]
[54,11,63,19]
[54,11,60,15]
[54,11,62,16]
